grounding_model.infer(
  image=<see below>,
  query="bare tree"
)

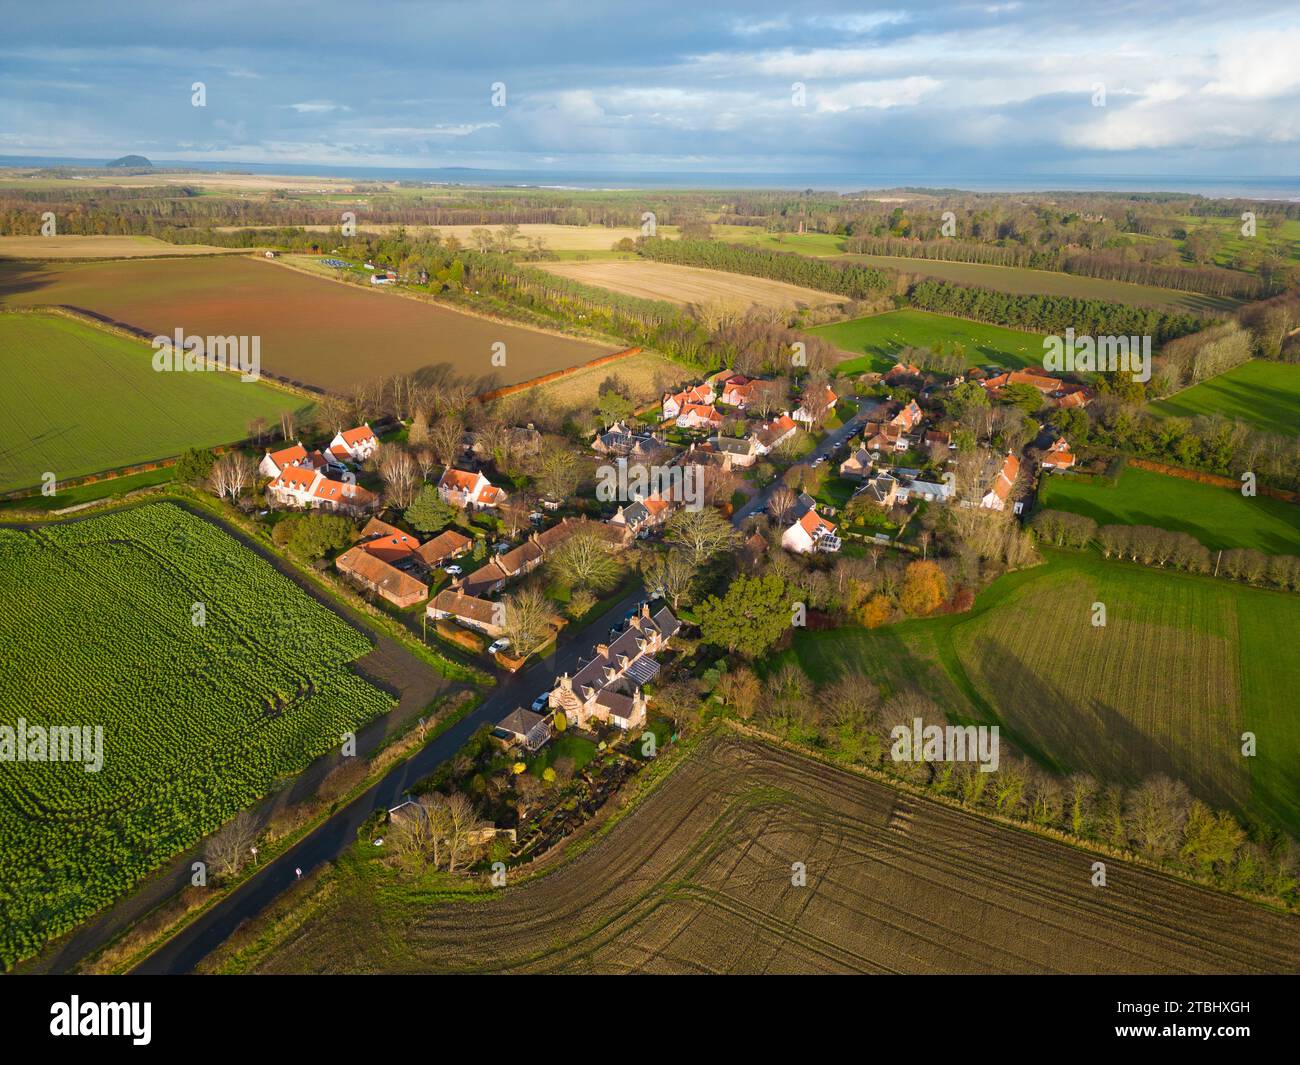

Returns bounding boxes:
[209,451,256,504]
[379,447,420,509]
[428,415,466,468]
[501,586,553,659]
[203,810,260,881]
[665,507,737,567]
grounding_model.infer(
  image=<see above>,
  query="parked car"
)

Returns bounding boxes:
[488,638,511,655]
[444,564,463,576]
[531,692,550,712]
[495,542,511,554]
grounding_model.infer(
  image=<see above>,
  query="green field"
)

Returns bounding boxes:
[1039,466,1300,555]
[1148,359,1300,437]
[809,309,1046,374]
[779,549,1300,836]
[0,313,307,494]
[0,503,393,966]
[1174,214,1300,273]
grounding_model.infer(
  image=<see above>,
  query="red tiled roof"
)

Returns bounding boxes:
[267,443,307,468]
[340,424,376,445]
[272,465,318,491]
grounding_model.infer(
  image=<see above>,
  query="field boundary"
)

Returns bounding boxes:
[476,345,643,402]
[1128,457,1300,504]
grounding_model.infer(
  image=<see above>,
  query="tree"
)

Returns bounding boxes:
[898,560,948,616]
[427,415,465,467]
[596,389,635,428]
[768,485,798,524]
[443,792,489,873]
[274,513,353,561]
[175,446,215,485]
[501,586,552,659]
[203,810,259,881]
[696,574,792,657]
[860,593,893,628]
[715,665,761,720]
[640,548,697,609]
[548,531,621,593]
[407,410,431,448]
[531,443,582,503]
[665,507,737,567]
[567,588,597,619]
[1124,775,1192,861]
[405,484,457,534]
[379,447,420,509]
[208,451,254,503]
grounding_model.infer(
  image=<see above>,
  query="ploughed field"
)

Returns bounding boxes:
[214,734,1299,974]
[0,503,393,968]
[0,235,256,259]
[0,312,306,494]
[538,258,840,310]
[0,256,614,394]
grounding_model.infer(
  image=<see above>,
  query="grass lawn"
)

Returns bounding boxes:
[1038,466,1300,555]
[530,734,598,776]
[1148,359,1300,437]
[809,309,1046,375]
[0,465,176,512]
[775,548,1300,836]
[0,313,309,494]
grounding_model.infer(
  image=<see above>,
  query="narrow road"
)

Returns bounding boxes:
[133,403,876,973]
[131,583,646,974]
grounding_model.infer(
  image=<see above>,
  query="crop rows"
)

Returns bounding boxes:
[0,503,392,966]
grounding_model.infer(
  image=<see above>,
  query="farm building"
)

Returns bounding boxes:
[335,545,428,608]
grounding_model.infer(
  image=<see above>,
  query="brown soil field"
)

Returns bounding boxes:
[539,258,841,310]
[0,256,614,394]
[210,733,1300,974]
[0,235,255,259]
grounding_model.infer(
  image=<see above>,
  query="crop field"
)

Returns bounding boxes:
[1039,466,1300,555]
[203,733,1300,974]
[0,256,615,395]
[832,253,1238,314]
[0,502,393,966]
[782,549,1300,837]
[0,235,254,259]
[1148,359,1300,437]
[538,258,841,310]
[0,313,308,494]
[808,309,1046,374]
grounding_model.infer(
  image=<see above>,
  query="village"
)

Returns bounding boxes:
[236,351,1093,865]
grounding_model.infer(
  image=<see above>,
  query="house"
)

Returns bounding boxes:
[369,270,397,285]
[924,429,953,450]
[437,467,508,510]
[839,447,874,481]
[709,434,759,467]
[661,382,714,421]
[719,374,759,408]
[335,546,428,608]
[1041,437,1076,470]
[259,442,309,479]
[356,517,421,563]
[980,453,1021,511]
[752,414,798,455]
[329,423,380,465]
[792,384,838,426]
[855,472,899,507]
[889,399,923,434]
[981,371,1093,409]
[428,589,504,637]
[592,420,663,459]
[267,465,378,516]
[675,403,724,431]
[781,506,841,554]
[494,708,552,753]
[548,604,680,730]
[608,494,674,538]
[415,528,473,569]
[901,476,954,503]
[886,361,923,384]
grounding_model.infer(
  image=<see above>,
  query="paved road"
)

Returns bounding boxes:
[132,405,877,974]
[732,396,879,524]
[131,583,646,974]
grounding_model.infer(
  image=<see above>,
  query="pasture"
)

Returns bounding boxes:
[1148,359,1300,437]
[808,309,1046,374]
[0,503,393,966]
[496,348,686,415]
[538,258,841,311]
[0,312,307,494]
[1038,466,1300,555]
[783,549,1300,837]
[201,733,1300,974]
[0,256,615,395]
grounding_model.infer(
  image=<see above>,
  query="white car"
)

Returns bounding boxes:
[444,564,463,576]
[488,638,511,655]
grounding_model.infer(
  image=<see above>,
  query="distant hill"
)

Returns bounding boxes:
[106,155,152,168]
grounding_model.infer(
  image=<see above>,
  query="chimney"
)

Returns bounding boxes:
[595,643,609,658]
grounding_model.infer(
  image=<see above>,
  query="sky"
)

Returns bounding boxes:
[2,0,1299,183]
